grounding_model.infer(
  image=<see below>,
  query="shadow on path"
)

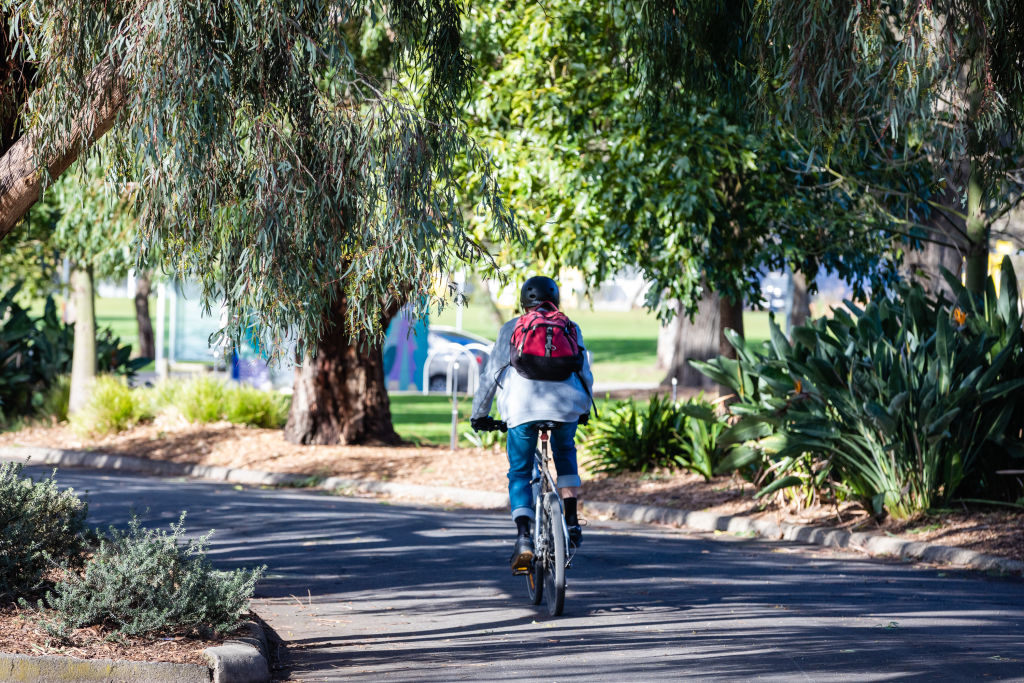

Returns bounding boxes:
[35,466,1024,682]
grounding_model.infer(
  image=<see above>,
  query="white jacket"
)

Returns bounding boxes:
[471,316,594,428]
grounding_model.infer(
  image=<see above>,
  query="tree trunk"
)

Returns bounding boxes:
[718,295,745,359]
[657,293,721,389]
[964,158,989,294]
[901,157,970,296]
[0,57,126,240]
[68,265,96,415]
[284,295,401,446]
[790,270,810,329]
[134,272,155,359]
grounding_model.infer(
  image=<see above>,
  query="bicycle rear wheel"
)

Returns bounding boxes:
[526,553,544,605]
[542,492,566,616]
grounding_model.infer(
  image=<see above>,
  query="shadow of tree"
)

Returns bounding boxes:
[37,466,1024,682]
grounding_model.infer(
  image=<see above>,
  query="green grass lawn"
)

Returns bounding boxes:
[42,295,774,385]
[434,303,771,384]
[389,394,620,447]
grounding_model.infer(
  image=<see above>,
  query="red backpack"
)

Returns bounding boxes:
[509,304,584,381]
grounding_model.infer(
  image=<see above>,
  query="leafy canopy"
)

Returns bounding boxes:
[7,0,517,355]
[461,1,895,315]
[753,1,1024,222]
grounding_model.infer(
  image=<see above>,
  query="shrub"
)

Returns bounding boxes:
[224,383,289,428]
[0,283,148,424]
[70,376,153,436]
[168,376,289,428]
[0,462,87,600]
[585,395,726,478]
[173,376,228,423]
[39,375,71,423]
[696,258,1024,519]
[43,515,264,639]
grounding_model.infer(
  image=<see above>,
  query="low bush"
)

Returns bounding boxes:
[224,382,290,429]
[42,515,264,639]
[173,376,228,424]
[0,284,147,424]
[696,258,1024,519]
[0,462,87,600]
[39,375,71,423]
[70,376,153,436]
[585,395,726,479]
[67,376,290,434]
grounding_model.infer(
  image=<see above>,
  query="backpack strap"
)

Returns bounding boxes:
[575,369,599,419]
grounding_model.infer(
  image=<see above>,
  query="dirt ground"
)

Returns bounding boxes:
[0,604,226,666]
[3,418,1022,564]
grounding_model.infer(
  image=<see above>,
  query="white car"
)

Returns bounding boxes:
[425,326,493,393]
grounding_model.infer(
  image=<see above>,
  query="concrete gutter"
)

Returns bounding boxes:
[3,445,1022,577]
[0,621,269,683]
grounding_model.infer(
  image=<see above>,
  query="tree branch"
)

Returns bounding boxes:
[0,57,126,241]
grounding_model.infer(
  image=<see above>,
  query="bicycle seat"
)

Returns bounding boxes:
[535,421,559,431]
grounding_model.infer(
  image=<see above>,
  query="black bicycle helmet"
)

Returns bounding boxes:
[520,276,560,309]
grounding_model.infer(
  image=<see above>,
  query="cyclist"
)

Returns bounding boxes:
[470,276,594,573]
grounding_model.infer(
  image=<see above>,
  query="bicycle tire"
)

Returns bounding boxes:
[542,491,566,616]
[526,549,544,605]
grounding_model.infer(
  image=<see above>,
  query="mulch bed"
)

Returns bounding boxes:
[0,604,227,666]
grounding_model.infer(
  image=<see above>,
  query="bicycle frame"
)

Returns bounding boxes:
[531,426,572,567]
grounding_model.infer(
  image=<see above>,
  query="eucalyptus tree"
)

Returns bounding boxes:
[0,164,143,413]
[47,164,138,413]
[0,1,515,443]
[462,1,892,384]
[751,0,1024,293]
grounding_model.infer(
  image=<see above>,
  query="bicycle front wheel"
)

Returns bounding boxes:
[542,491,566,616]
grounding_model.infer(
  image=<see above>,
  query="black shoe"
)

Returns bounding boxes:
[567,524,582,548]
[510,535,534,574]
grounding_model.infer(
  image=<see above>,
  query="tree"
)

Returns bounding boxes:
[1,1,515,443]
[48,162,136,413]
[752,1,1024,294]
[460,1,893,386]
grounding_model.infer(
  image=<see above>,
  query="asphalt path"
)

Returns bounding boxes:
[27,465,1024,682]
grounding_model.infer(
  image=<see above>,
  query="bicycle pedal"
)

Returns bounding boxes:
[512,567,529,576]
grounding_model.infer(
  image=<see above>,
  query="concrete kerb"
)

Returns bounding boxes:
[2,445,1022,578]
[0,621,269,683]
[204,621,271,683]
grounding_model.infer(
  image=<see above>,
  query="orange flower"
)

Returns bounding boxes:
[953,307,967,326]
[794,379,803,394]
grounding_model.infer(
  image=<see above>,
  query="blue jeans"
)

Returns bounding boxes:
[506,421,582,521]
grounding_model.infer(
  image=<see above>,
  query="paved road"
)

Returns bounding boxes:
[29,465,1024,682]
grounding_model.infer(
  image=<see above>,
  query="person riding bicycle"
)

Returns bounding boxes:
[470,276,594,573]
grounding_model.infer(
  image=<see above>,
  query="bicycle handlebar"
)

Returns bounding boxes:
[474,417,508,432]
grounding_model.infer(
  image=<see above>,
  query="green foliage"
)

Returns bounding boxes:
[39,375,71,423]
[696,258,1024,519]
[42,515,263,639]
[585,395,726,479]
[755,1,1024,170]
[8,0,516,355]
[70,376,153,436]
[170,377,289,429]
[0,462,87,600]
[223,383,290,429]
[65,376,290,435]
[172,376,228,424]
[461,1,896,318]
[753,1,1024,290]
[0,283,147,424]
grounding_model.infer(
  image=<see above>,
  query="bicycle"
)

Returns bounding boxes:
[480,418,574,617]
